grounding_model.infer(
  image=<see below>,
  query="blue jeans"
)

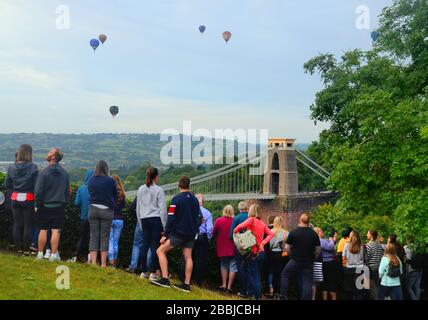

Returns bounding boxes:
[405,271,422,300]
[235,248,252,296]
[281,259,313,300]
[108,220,124,261]
[247,252,265,300]
[379,285,403,300]
[129,223,152,271]
[140,217,162,273]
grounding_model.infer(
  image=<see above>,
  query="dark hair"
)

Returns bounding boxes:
[329,229,337,238]
[146,167,159,187]
[178,176,190,190]
[52,148,64,163]
[369,230,378,240]
[388,234,398,244]
[343,227,353,238]
[268,215,276,225]
[94,160,109,177]
[16,144,33,162]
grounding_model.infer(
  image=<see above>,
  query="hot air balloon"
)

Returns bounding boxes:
[109,106,119,118]
[371,31,380,42]
[0,191,4,206]
[223,31,232,44]
[199,25,206,34]
[99,34,107,44]
[90,39,100,51]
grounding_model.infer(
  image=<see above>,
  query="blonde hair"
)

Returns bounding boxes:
[273,216,284,232]
[238,201,248,212]
[222,205,234,218]
[248,204,262,219]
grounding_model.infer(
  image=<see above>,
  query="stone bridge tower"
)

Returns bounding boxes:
[263,138,298,196]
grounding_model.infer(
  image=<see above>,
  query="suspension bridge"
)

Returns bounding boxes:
[127,138,336,217]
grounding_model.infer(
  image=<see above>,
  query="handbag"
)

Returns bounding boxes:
[233,218,257,255]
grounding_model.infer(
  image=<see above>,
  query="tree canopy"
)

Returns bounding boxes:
[306,0,428,246]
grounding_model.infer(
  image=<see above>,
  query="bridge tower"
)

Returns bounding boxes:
[263,138,298,196]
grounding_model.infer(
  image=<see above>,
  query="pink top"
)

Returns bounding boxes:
[213,216,235,257]
[234,217,274,254]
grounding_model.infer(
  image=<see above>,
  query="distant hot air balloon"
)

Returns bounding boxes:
[371,31,380,42]
[99,34,107,44]
[90,39,100,51]
[223,31,232,43]
[199,25,206,34]
[110,106,119,118]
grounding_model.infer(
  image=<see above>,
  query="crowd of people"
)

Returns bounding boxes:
[2,144,425,299]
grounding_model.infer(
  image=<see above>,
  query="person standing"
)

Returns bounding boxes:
[152,176,200,293]
[229,201,250,298]
[404,238,423,300]
[88,160,117,268]
[126,197,152,274]
[233,204,274,300]
[108,174,126,267]
[69,169,93,263]
[280,213,321,300]
[315,227,338,300]
[137,167,167,280]
[343,231,366,300]
[213,205,237,293]
[269,216,289,298]
[378,244,403,300]
[366,230,385,300]
[35,148,70,262]
[192,194,213,286]
[5,145,38,256]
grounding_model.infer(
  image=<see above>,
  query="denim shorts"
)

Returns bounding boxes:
[220,257,238,273]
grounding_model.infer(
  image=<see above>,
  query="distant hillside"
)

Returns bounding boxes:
[0,133,309,170]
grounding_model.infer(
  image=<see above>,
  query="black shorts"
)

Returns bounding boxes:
[37,205,66,230]
[169,235,195,249]
[322,260,338,292]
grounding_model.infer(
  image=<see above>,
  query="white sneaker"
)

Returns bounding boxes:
[44,250,51,260]
[149,273,160,281]
[140,272,150,279]
[36,252,44,260]
[68,257,77,263]
[49,253,61,262]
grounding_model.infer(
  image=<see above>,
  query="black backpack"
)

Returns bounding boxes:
[387,263,401,278]
[409,253,424,270]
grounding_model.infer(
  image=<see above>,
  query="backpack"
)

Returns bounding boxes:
[409,253,424,270]
[233,219,257,255]
[387,263,401,278]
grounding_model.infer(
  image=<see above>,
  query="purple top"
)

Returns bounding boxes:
[320,238,336,262]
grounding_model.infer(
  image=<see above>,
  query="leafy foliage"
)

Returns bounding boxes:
[305,0,428,246]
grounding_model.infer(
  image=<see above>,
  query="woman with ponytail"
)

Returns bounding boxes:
[136,167,167,280]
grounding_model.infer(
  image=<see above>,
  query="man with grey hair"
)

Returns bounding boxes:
[229,201,251,297]
[191,194,213,286]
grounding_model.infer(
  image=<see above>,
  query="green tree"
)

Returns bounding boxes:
[305,0,428,246]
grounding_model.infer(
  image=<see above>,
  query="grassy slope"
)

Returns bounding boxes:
[0,253,231,300]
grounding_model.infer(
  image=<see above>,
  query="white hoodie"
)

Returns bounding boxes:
[136,183,168,229]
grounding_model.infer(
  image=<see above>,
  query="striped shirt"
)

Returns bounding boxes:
[366,241,384,269]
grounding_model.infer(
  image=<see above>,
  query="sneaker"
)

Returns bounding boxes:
[151,278,171,288]
[149,273,160,281]
[36,252,44,260]
[226,289,234,295]
[68,257,77,263]
[237,292,250,299]
[16,250,23,256]
[23,251,31,257]
[173,283,191,293]
[49,253,61,262]
[125,267,136,274]
[44,250,51,260]
[140,272,150,279]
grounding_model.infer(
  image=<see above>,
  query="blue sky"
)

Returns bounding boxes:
[0,0,392,143]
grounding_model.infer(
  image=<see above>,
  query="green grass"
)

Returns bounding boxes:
[0,253,232,300]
